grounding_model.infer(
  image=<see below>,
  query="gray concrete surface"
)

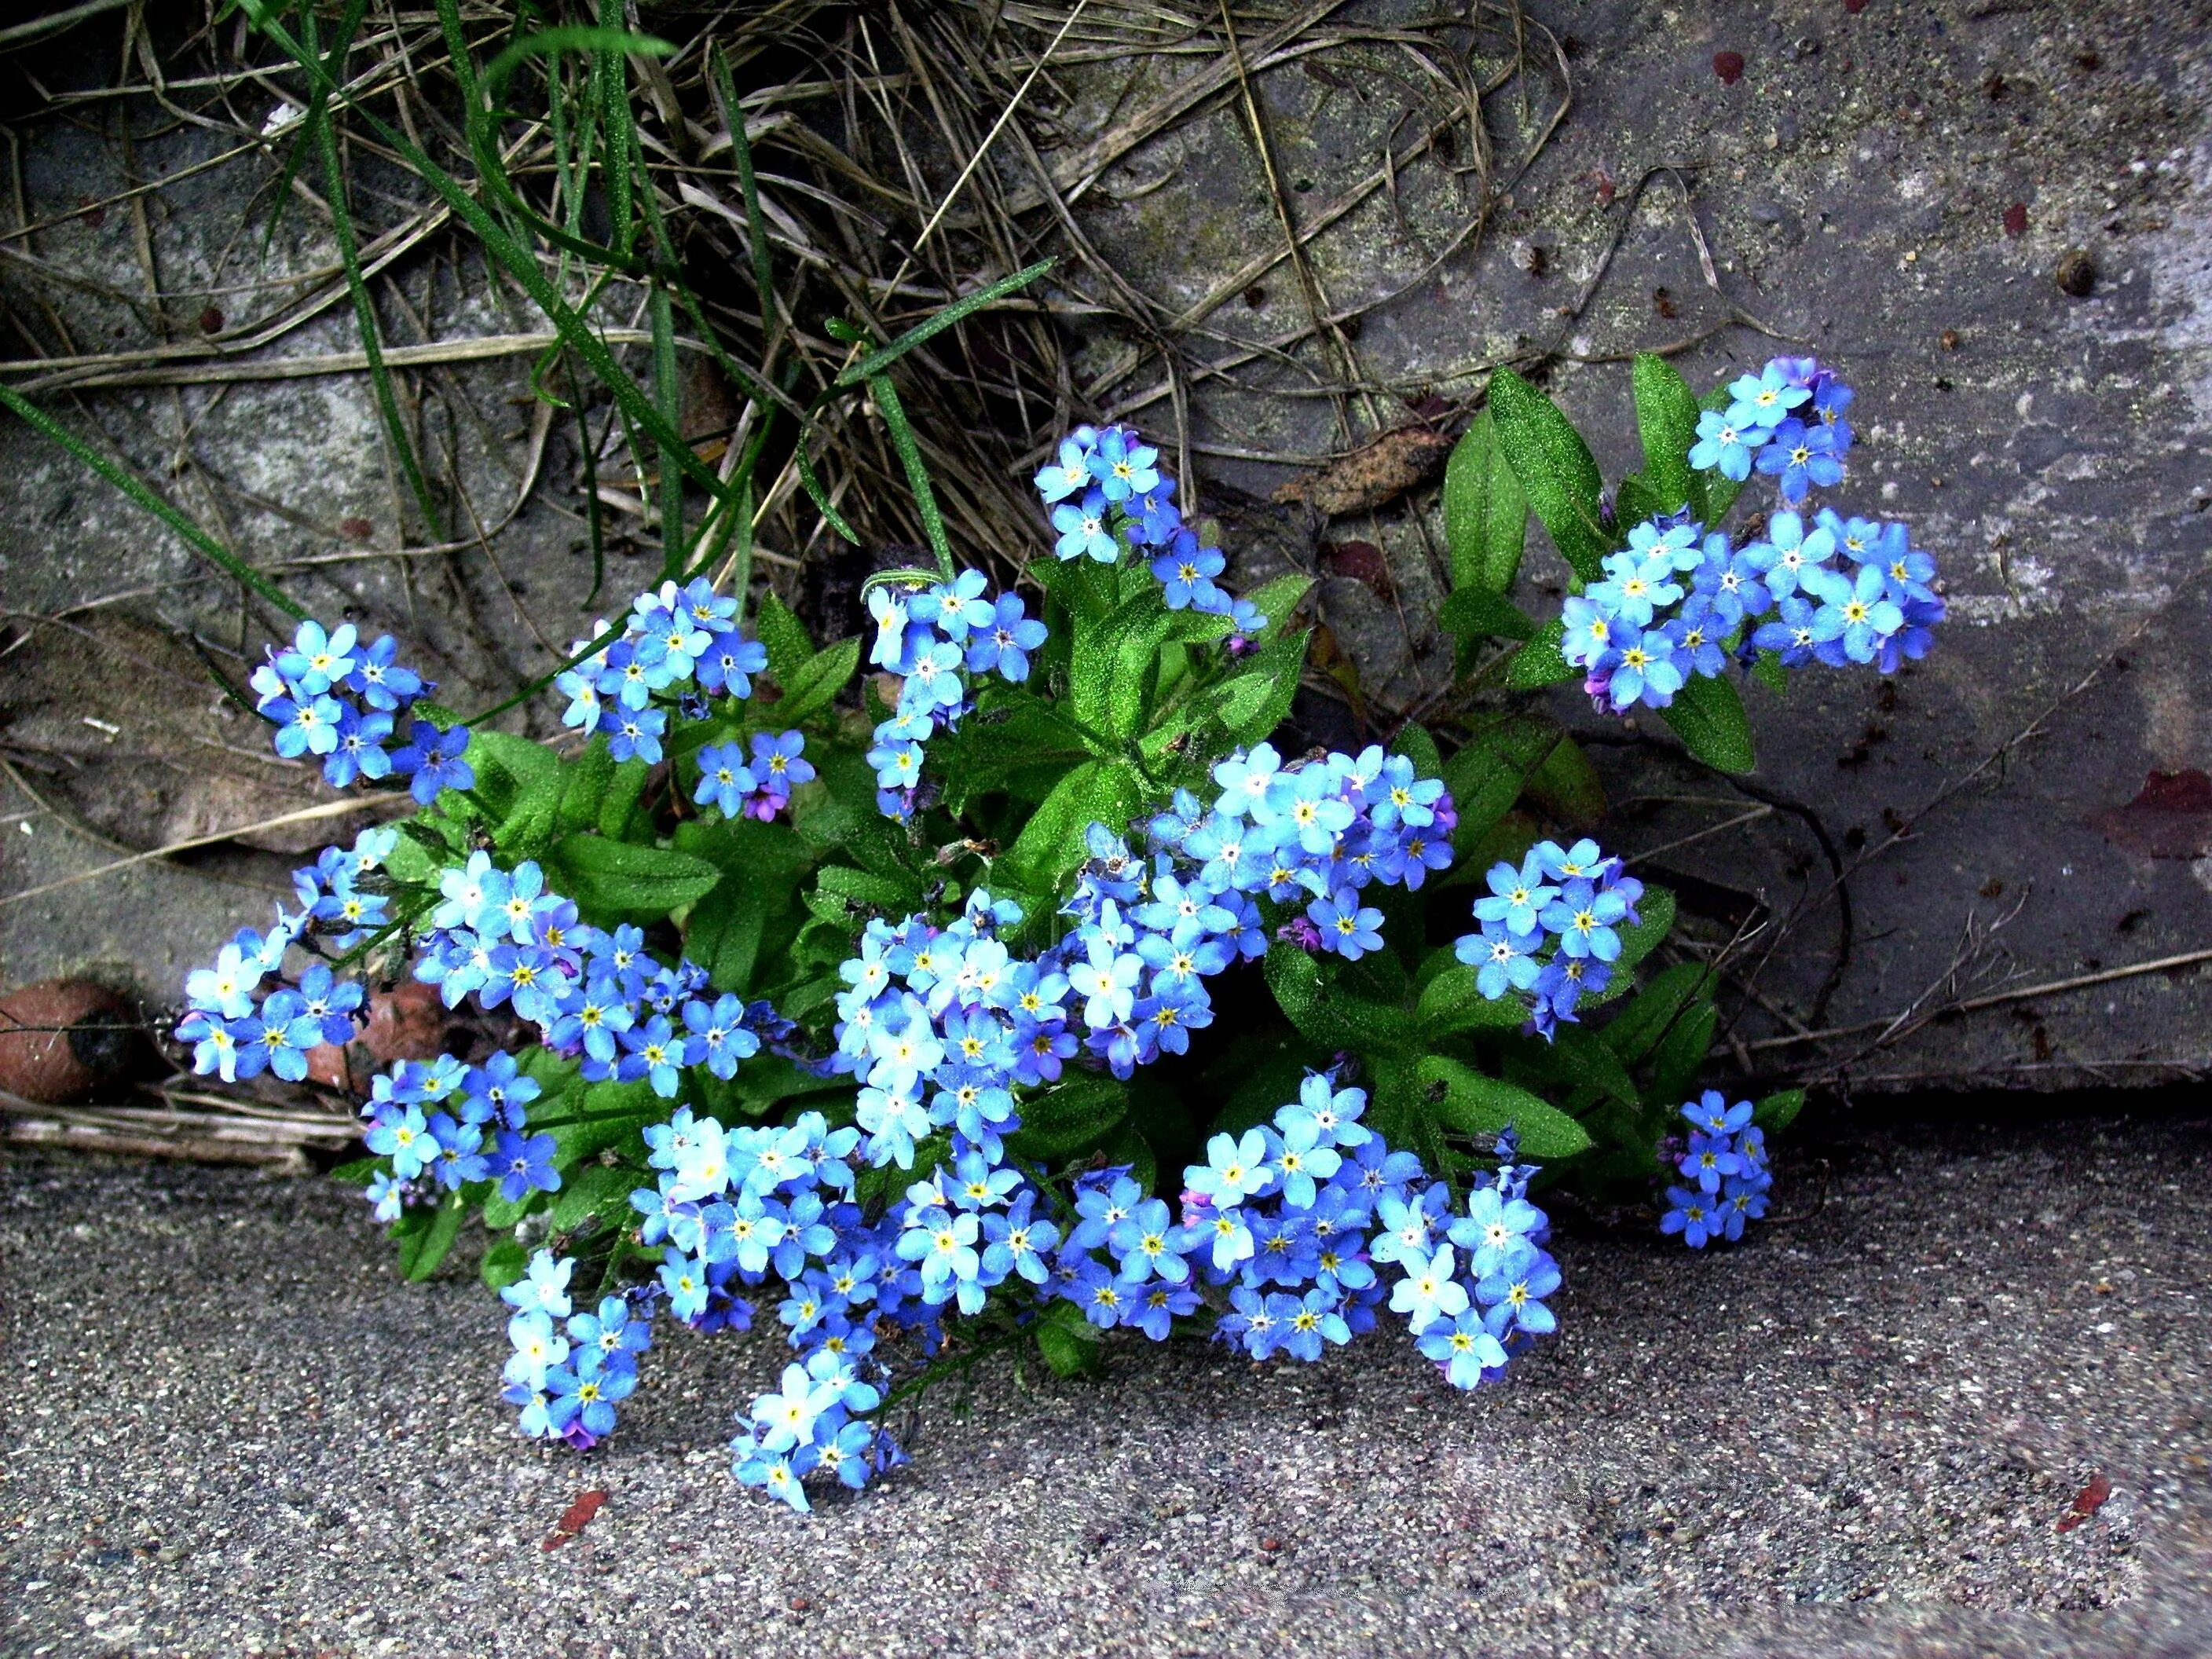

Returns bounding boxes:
[5,1111,2210,1657]
[5,2,2212,1090]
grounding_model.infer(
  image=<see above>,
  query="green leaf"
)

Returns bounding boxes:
[1602,961,1711,1067]
[1415,962,1534,1035]
[1389,720,1442,781]
[1211,627,1308,745]
[1442,714,1560,850]
[547,834,723,922]
[1614,472,1669,532]
[1632,353,1702,518]
[550,1163,638,1232]
[675,818,812,991]
[1660,672,1757,774]
[1650,995,1718,1107]
[1262,943,1415,1057]
[1544,1024,1643,1108]
[1007,1075,1127,1160]
[1752,650,1789,694]
[541,1075,665,1168]
[1036,1299,1104,1378]
[775,635,860,727]
[1755,1086,1806,1133]
[1415,1055,1591,1160]
[1001,760,1144,894]
[1523,734,1606,828]
[1504,618,1578,689]
[1486,368,1611,583]
[396,1192,465,1281]
[480,1236,528,1292]
[1441,409,1529,596]
[1242,571,1314,634]
[1613,884,1676,974]
[1438,587,1538,646]
[755,591,815,686]
[813,862,924,917]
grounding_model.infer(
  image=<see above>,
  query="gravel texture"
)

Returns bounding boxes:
[5,1111,2210,1657]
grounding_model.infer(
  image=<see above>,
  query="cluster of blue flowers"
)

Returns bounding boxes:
[247,620,462,800]
[620,1106,915,1503]
[556,577,771,772]
[174,822,400,1082]
[863,569,1045,821]
[1560,357,1943,714]
[1660,1091,1773,1247]
[1453,837,1643,1038]
[408,851,786,1098]
[1687,356,1853,504]
[1172,1089,1559,1386]
[1033,423,1266,636]
[498,1251,654,1448]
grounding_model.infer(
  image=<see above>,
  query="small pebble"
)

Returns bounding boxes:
[2055,247,2097,297]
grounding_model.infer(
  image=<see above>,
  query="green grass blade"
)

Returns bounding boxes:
[595,0,636,259]
[244,14,733,510]
[708,46,778,351]
[833,258,1055,389]
[303,9,441,538]
[470,26,671,275]
[430,0,480,121]
[650,283,683,574]
[0,383,305,621]
[869,370,954,578]
[259,0,371,255]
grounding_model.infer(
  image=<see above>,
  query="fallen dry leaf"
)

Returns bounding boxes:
[2056,1473,2111,1533]
[2089,770,2212,859]
[1273,426,1452,517]
[544,1489,609,1549]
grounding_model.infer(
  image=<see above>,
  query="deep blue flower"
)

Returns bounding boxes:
[1754,417,1844,504]
[965,593,1048,681]
[494,1129,561,1202]
[1307,887,1383,959]
[694,741,757,818]
[1688,408,1771,481]
[1660,1185,1719,1247]
[1052,491,1119,562]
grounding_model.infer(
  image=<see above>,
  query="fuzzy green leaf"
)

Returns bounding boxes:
[1443,714,1561,851]
[1262,943,1415,1057]
[550,1163,637,1232]
[1002,759,1144,894]
[1036,1300,1104,1377]
[1632,353,1702,517]
[1504,618,1579,690]
[546,834,723,923]
[755,591,815,685]
[1210,628,1308,745]
[1613,884,1676,974]
[396,1192,465,1282]
[1242,571,1314,634]
[1755,1086,1807,1133]
[775,635,860,727]
[479,1237,528,1292]
[1438,587,1539,646]
[1415,963,1534,1035]
[1416,1055,1592,1160]
[1602,961,1712,1068]
[1661,672,1757,774]
[1650,995,1719,1108]
[1523,734,1606,828]
[1007,1075,1127,1160]
[1486,368,1611,583]
[1441,409,1529,596]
